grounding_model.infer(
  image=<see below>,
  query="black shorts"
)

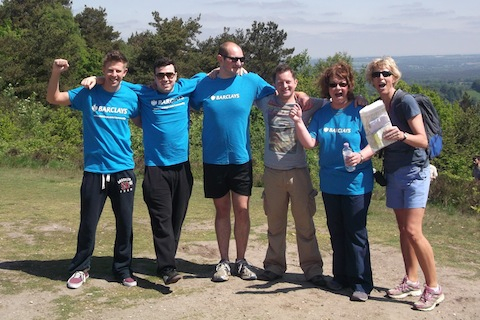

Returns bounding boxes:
[203,161,253,198]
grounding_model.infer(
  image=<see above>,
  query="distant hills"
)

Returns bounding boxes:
[352,54,480,83]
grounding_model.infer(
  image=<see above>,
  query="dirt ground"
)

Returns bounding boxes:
[1,222,479,320]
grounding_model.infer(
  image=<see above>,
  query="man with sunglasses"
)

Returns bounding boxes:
[82,57,207,285]
[190,41,276,282]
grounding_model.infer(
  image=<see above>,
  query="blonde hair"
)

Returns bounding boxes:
[365,56,401,85]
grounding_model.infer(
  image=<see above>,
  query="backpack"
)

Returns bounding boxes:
[394,90,443,159]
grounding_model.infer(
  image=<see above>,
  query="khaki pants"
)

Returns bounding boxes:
[262,166,324,280]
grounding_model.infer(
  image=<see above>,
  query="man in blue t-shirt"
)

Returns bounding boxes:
[190,41,276,282]
[82,58,206,286]
[120,58,205,285]
[47,50,139,290]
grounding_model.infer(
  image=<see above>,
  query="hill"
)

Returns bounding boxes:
[352,54,480,83]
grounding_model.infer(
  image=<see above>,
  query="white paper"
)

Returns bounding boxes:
[359,100,396,152]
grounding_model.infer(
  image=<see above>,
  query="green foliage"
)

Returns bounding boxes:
[0,88,83,168]
[74,6,122,54]
[127,14,204,83]
[0,0,93,98]
[429,171,480,215]
[241,21,295,80]
[471,79,480,92]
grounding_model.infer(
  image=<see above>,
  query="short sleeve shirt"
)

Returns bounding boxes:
[190,73,275,165]
[68,85,139,173]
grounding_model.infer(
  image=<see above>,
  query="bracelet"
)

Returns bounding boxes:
[359,152,364,163]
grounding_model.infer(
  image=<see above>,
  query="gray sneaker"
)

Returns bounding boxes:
[387,275,422,299]
[212,260,231,282]
[235,259,257,280]
[414,285,445,311]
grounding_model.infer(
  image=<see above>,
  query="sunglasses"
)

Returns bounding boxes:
[221,55,245,63]
[371,71,392,78]
[329,82,348,88]
[155,72,176,80]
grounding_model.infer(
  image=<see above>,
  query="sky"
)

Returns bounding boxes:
[71,0,480,59]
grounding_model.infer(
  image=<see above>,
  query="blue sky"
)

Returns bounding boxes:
[72,0,480,58]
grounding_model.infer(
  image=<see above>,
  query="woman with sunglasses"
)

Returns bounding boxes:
[290,61,375,302]
[365,56,444,312]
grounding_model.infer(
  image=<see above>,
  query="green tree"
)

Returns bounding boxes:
[74,6,122,56]
[471,79,480,92]
[0,0,91,98]
[127,13,203,83]
[241,21,295,81]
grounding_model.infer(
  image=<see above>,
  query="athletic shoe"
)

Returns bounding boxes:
[387,275,422,299]
[351,291,369,302]
[309,275,327,287]
[257,270,281,281]
[212,260,231,282]
[67,271,89,289]
[414,285,445,311]
[160,268,182,285]
[235,259,257,280]
[122,277,137,287]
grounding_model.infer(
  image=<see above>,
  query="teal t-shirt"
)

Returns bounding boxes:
[190,73,275,165]
[308,101,373,195]
[68,85,139,173]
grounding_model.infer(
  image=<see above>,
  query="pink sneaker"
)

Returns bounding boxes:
[414,285,445,311]
[67,271,89,289]
[122,277,137,287]
[387,275,422,299]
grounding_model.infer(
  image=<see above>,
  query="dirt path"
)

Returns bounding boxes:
[1,233,479,320]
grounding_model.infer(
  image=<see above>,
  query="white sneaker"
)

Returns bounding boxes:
[235,259,257,280]
[212,260,231,282]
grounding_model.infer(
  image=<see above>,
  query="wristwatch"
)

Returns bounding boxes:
[401,132,408,141]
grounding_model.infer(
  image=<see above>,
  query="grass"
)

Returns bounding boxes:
[1,167,479,318]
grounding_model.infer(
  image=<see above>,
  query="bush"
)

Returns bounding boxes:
[429,171,480,214]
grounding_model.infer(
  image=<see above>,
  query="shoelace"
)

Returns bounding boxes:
[216,262,230,272]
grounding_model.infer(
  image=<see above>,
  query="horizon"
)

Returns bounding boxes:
[70,0,480,58]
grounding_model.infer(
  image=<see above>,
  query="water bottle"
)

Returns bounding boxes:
[342,142,356,172]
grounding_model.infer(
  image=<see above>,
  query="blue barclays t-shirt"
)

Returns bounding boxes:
[68,85,139,174]
[308,101,373,195]
[123,73,206,166]
[190,73,275,165]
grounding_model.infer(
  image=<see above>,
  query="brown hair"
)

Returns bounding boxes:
[319,61,355,100]
[102,50,128,68]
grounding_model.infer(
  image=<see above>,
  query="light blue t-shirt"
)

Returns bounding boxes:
[68,84,139,174]
[190,73,275,165]
[123,73,206,166]
[308,101,373,195]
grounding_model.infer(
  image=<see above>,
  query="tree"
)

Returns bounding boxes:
[241,21,294,81]
[0,0,90,98]
[127,13,203,83]
[471,79,480,93]
[74,6,122,54]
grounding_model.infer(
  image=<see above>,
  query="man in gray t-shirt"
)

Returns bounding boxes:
[255,63,328,286]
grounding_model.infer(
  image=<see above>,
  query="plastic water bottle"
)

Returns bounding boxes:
[342,142,355,172]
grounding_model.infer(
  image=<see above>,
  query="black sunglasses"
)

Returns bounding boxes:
[371,71,392,78]
[221,55,245,63]
[155,72,176,80]
[329,82,348,88]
